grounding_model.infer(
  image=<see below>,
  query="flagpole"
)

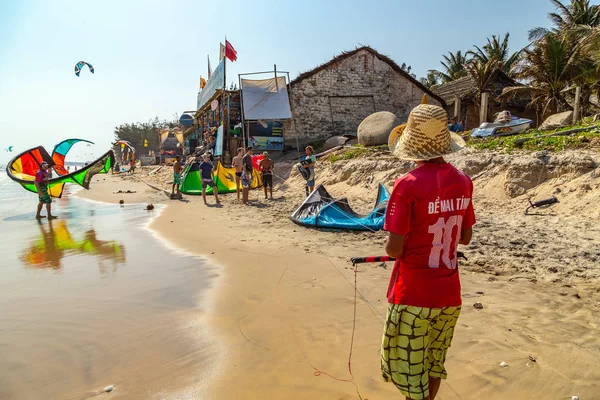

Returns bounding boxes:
[222,35,227,159]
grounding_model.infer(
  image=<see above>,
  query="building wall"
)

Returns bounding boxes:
[284,49,441,147]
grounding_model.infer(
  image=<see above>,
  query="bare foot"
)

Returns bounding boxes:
[35,215,46,220]
[48,215,58,220]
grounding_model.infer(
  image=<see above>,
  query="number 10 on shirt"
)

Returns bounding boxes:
[428,215,463,269]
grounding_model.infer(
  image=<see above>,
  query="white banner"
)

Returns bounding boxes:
[241,77,292,120]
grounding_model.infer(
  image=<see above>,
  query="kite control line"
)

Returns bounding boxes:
[351,252,467,265]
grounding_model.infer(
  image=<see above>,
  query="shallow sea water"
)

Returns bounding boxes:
[0,175,219,399]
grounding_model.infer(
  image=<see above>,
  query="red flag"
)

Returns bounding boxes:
[225,40,237,62]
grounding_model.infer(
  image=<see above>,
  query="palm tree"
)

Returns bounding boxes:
[428,51,468,83]
[529,0,600,41]
[419,71,440,88]
[468,33,521,76]
[500,33,587,118]
[465,59,503,101]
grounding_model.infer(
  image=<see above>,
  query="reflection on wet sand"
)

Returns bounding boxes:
[20,219,125,270]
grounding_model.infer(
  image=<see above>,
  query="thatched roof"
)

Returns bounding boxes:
[432,70,528,108]
[290,46,445,106]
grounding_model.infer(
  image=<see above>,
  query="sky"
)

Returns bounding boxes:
[0,0,558,164]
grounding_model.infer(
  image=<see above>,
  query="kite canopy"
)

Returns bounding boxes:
[6,146,14,152]
[290,184,390,231]
[6,146,114,198]
[52,138,95,175]
[180,160,262,195]
[74,61,94,77]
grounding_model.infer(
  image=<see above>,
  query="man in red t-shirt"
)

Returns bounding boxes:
[380,104,475,400]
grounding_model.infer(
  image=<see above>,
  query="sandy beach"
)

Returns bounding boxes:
[71,148,600,399]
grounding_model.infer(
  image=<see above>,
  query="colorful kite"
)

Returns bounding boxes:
[6,146,14,152]
[115,140,136,162]
[6,146,114,198]
[74,61,94,77]
[51,138,95,176]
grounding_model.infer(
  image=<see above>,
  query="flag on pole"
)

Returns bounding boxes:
[225,40,237,62]
[219,43,226,62]
[200,76,207,89]
[207,55,212,78]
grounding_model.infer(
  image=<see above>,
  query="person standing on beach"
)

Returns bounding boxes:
[231,147,244,200]
[34,162,56,220]
[199,153,219,204]
[259,151,274,200]
[172,155,182,196]
[381,104,475,400]
[301,146,317,194]
[241,146,254,205]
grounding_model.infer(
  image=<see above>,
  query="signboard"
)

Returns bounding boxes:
[197,60,225,110]
[241,77,292,120]
[247,121,283,151]
[179,113,194,127]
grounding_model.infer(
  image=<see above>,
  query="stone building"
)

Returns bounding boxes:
[284,46,445,147]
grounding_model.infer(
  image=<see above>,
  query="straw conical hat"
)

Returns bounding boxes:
[391,104,465,161]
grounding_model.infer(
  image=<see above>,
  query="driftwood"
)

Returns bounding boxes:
[515,125,600,146]
[315,145,344,158]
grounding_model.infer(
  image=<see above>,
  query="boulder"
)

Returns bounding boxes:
[323,135,350,151]
[358,111,401,146]
[539,111,573,131]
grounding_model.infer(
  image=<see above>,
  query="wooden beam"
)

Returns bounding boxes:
[573,86,581,124]
[454,96,462,120]
[480,93,489,124]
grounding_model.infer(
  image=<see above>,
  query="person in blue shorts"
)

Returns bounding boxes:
[199,153,220,205]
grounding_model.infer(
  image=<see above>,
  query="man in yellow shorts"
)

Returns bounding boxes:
[381,104,476,400]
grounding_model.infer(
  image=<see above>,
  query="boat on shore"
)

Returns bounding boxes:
[471,116,533,138]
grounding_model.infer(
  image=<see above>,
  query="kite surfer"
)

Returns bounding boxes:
[34,162,57,220]
[231,147,244,200]
[172,155,182,197]
[380,104,475,400]
[301,146,316,194]
[241,146,254,205]
[259,151,274,200]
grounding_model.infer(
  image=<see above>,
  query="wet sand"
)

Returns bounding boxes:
[0,188,220,399]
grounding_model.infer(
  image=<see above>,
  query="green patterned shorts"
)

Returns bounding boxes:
[381,304,461,400]
[39,186,52,204]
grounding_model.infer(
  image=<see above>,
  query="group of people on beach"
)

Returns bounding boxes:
[171,144,318,205]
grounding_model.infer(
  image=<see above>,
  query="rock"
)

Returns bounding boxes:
[500,361,509,368]
[357,111,401,146]
[528,355,537,362]
[539,110,573,131]
[580,183,592,191]
[473,302,484,309]
[323,135,350,151]
[104,385,115,392]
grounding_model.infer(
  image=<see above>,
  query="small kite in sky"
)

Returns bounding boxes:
[74,61,94,77]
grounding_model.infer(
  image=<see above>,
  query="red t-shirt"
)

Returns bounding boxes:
[384,163,476,308]
[35,170,48,185]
